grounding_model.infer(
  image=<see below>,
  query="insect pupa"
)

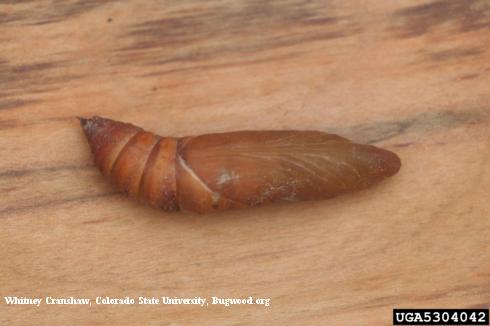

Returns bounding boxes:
[79,116,401,213]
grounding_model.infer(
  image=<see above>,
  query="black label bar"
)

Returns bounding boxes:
[393,309,489,325]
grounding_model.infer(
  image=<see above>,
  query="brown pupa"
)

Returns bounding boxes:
[79,116,401,213]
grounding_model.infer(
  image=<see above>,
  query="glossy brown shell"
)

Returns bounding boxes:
[80,116,401,213]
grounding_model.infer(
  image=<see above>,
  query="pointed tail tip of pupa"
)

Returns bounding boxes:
[77,116,104,137]
[76,116,89,128]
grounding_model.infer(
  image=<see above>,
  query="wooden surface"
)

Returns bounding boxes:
[1,0,489,324]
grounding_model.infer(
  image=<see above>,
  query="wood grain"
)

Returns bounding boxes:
[0,0,489,324]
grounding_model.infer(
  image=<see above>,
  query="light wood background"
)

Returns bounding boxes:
[1,0,489,325]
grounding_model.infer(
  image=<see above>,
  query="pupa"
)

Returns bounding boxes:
[79,116,401,213]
